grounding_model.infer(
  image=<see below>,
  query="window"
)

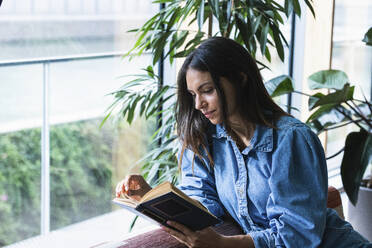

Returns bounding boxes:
[0,0,158,246]
[326,0,372,188]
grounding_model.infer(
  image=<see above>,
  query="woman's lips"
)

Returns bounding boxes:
[204,110,215,118]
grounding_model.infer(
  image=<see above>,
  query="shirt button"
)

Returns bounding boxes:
[239,188,244,196]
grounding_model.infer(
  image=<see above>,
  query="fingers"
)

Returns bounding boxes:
[126,175,142,194]
[165,221,193,237]
[161,224,187,244]
[115,175,148,198]
[115,178,127,197]
[115,175,132,197]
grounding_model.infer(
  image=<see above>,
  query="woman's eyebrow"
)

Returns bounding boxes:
[197,81,213,91]
[187,81,213,93]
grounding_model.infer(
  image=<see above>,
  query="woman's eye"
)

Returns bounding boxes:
[203,88,214,94]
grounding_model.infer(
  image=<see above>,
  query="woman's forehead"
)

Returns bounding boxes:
[186,69,214,90]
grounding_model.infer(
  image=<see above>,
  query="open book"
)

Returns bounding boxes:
[113,181,220,231]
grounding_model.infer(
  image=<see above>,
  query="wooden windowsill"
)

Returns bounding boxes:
[92,219,243,248]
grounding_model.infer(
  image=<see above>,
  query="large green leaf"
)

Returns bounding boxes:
[362,27,372,46]
[308,92,325,110]
[308,70,349,90]
[306,105,349,133]
[265,75,294,97]
[306,104,337,123]
[341,131,372,205]
[309,84,354,110]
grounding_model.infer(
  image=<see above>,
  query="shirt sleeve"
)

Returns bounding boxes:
[249,125,328,248]
[177,147,226,219]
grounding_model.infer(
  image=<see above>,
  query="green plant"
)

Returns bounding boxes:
[104,0,315,186]
[268,27,372,205]
[0,119,116,245]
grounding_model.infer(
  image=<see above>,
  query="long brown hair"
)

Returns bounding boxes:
[176,37,288,168]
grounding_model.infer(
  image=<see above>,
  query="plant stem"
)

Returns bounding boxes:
[292,90,312,97]
[357,94,372,114]
[335,106,366,131]
[326,146,345,160]
[324,119,363,131]
[208,11,213,37]
[350,100,364,115]
[346,101,372,129]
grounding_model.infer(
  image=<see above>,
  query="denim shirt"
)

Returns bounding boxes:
[178,116,370,248]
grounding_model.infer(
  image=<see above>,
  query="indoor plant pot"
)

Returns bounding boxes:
[348,179,372,241]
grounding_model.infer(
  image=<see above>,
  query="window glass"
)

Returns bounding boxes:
[48,56,152,231]
[0,0,157,246]
[0,0,157,60]
[0,64,43,246]
[327,0,372,188]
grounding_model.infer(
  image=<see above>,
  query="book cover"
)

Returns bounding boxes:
[113,182,220,231]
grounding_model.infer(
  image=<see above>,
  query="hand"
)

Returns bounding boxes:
[115,174,152,202]
[161,221,225,248]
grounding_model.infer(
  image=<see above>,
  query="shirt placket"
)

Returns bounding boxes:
[229,137,256,230]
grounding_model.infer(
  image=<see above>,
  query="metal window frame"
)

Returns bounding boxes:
[0,51,129,235]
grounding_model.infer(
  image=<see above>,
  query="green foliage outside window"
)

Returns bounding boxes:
[0,119,114,246]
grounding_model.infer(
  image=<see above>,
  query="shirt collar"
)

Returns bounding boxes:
[212,123,273,153]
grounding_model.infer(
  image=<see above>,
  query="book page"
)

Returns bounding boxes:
[140,182,210,214]
[140,181,172,203]
[113,193,139,208]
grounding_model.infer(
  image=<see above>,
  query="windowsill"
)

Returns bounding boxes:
[4,210,156,248]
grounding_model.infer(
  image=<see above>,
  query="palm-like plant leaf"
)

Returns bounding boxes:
[125,0,313,67]
[104,1,316,193]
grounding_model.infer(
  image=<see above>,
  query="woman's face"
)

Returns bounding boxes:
[186,68,237,125]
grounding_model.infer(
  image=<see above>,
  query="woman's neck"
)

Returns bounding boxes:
[228,115,255,148]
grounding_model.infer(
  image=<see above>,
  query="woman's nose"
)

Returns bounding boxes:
[194,95,205,110]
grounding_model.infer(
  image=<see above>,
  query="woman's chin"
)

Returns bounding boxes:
[209,118,222,125]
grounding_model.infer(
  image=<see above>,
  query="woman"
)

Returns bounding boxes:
[116,37,371,248]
